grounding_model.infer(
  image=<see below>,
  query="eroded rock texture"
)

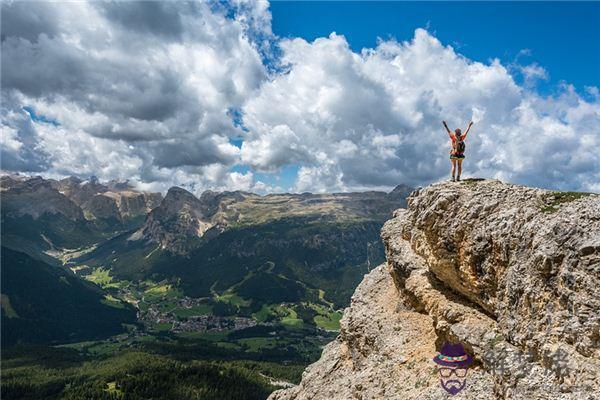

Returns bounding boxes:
[270,180,599,400]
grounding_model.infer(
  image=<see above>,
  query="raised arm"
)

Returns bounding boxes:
[442,120,452,137]
[462,121,474,139]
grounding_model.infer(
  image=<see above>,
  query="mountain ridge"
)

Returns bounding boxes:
[74,182,413,309]
[126,183,414,256]
[1,173,415,348]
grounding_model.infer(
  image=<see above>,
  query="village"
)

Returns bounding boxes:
[138,297,259,334]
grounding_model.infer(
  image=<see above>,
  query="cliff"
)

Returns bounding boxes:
[269,179,599,400]
[136,186,219,255]
[51,176,162,222]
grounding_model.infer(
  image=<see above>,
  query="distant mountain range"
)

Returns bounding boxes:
[1,174,413,347]
[1,174,161,261]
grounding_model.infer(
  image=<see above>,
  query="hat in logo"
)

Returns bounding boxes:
[433,342,473,368]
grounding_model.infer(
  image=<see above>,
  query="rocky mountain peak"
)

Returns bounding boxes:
[54,175,114,204]
[387,183,414,202]
[51,176,162,223]
[135,186,218,255]
[134,185,416,256]
[58,175,82,187]
[270,179,599,399]
[106,179,133,191]
[2,174,161,230]
[157,186,212,218]
[1,175,84,220]
[164,186,202,203]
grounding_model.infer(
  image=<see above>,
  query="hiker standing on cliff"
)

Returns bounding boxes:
[443,120,473,182]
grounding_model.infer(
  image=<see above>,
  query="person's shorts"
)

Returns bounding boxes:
[450,153,465,159]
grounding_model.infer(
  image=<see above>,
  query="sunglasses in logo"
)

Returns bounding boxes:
[438,367,468,378]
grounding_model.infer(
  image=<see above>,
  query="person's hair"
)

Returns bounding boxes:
[455,128,462,134]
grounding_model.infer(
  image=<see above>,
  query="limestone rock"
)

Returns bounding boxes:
[137,186,218,255]
[270,179,599,400]
[269,264,496,400]
[52,175,162,222]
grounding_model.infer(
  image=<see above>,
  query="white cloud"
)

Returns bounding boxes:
[241,124,307,171]
[241,29,600,192]
[520,63,549,87]
[1,2,598,194]
[1,0,267,191]
[120,163,259,198]
[1,125,22,152]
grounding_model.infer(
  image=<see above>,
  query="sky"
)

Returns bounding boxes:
[271,1,600,94]
[1,1,599,195]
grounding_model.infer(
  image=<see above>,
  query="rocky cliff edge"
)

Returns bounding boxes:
[269,179,599,400]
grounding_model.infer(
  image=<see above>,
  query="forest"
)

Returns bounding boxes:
[1,345,305,400]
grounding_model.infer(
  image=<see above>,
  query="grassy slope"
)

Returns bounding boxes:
[77,216,385,309]
[1,247,136,347]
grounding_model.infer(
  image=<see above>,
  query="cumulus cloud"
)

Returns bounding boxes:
[241,29,600,192]
[1,0,268,195]
[1,1,598,194]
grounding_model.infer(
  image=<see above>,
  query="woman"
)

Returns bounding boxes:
[443,120,473,181]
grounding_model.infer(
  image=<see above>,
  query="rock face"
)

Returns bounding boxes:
[51,176,162,223]
[269,179,599,400]
[1,173,164,255]
[136,186,221,255]
[82,190,161,222]
[0,175,84,220]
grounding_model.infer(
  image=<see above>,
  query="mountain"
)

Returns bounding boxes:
[385,182,413,202]
[76,185,411,310]
[134,186,223,255]
[50,175,162,230]
[1,247,136,347]
[1,175,84,220]
[1,175,100,263]
[1,174,412,351]
[269,179,600,399]
[131,185,410,256]
[0,174,161,262]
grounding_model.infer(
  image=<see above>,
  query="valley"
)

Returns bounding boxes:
[0,174,411,399]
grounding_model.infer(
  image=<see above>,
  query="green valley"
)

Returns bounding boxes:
[0,174,412,399]
[1,248,136,348]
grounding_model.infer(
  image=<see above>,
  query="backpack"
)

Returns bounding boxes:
[455,136,466,154]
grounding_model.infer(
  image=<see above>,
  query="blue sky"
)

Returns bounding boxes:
[249,1,600,190]
[271,1,600,95]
